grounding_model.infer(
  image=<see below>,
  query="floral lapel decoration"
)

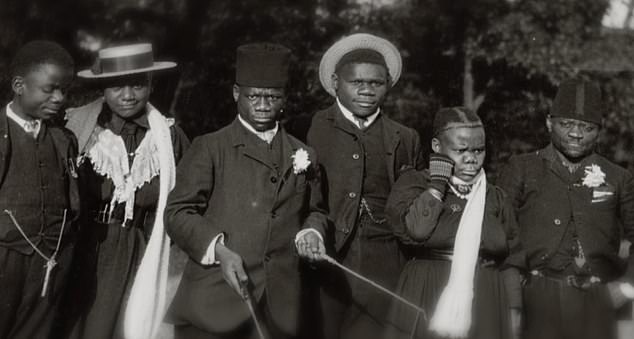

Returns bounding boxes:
[582,164,605,188]
[291,148,311,174]
[582,164,614,203]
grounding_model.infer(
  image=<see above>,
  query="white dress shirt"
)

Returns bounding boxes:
[6,102,42,138]
[336,97,380,130]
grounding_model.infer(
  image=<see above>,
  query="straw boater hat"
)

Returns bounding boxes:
[319,33,402,97]
[77,42,176,78]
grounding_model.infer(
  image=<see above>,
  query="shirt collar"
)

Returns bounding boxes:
[237,114,279,144]
[336,97,381,129]
[100,104,150,135]
[6,102,42,136]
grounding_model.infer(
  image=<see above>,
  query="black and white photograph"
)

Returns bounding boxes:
[0,1,633,339]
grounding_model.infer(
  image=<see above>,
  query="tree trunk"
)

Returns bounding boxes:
[463,55,475,109]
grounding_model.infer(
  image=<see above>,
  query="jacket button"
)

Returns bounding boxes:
[348,192,357,199]
[271,211,277,218]
[264,255,271,262]
[352,153,360,160]
[270,176,277,183]
[342,228,350,234]
[553,219,561,226]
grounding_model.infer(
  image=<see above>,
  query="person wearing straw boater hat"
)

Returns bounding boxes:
[384,107,524,339]
[0,40,78,339]
[164,43,328,339]
[305,33,423,339]
[60,42,190,339]
[498,79,634,339]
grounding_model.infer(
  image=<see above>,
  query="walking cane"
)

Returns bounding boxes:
[236,273,268,339]
[319,253,427,339]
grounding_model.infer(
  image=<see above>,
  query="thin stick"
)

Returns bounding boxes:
[320,253,427,320]
[244,295,267,339]
[237,274,267,339]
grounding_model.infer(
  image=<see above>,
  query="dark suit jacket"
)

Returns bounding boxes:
[497,145,634,283]
[165,118,328,334]
[306,103,423,251]
[0,107,80,244]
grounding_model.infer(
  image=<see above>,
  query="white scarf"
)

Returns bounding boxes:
[429,169,487,338]
[123,106,176,339]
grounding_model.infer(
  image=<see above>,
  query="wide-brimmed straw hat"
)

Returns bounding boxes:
[78,43,176,79]
[319,33,402,97]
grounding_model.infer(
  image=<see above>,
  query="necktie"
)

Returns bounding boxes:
[23,120,40,139]
[354,116,368,130]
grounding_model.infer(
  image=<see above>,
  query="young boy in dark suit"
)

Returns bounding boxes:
[0,40,78,339]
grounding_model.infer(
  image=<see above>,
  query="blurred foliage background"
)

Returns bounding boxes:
[1,0,634,176]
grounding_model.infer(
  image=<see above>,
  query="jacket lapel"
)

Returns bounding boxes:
[277,128,297,186]
[539,145,574,183]
[65,98,103,153]
[230,118,278,171]
[48,125,80,217]
[381,117,401,184]
[328,104,361,137]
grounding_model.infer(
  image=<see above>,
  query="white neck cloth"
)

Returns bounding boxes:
[429,169,487,338]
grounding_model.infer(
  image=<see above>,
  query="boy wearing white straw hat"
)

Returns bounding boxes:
[60,42,190,339]
[306,33,423,339]
[0,40,78,339]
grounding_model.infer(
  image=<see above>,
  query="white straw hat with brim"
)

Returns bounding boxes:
[78,43,176,79]
[319,33,402,97]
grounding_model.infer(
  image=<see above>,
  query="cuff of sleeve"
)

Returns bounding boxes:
[200,233,225,266]
[619,282,634,300]
[294,228,323,249]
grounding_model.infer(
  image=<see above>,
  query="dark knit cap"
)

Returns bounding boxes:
[433,106,483,137]
[235,43,291,88]
[551,79,603,124]
[335,49,388,73]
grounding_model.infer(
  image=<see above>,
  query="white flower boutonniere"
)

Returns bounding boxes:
[292,148,311,174]
[582,164,606,188]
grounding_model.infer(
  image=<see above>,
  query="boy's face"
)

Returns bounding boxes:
[103,74,152,120]
[432,126,486,182]
[333,62,389,118]
[12,63,73,120]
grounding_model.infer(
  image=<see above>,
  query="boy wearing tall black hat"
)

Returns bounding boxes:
[0,40,78,339]
[164,43,328,339]
[498,79,634,339]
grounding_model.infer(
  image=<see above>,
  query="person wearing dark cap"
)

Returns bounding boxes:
[306,33,423,339]
[497,79,634,339]
[164,43,328,339]
[0,40,78,339]
[384,107,524,339]
[59,42,190,339]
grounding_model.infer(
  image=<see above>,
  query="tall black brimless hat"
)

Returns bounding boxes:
[235,43,291,88]
[551,79,603,124]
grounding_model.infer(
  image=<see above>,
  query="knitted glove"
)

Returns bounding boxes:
[428,153,454,198]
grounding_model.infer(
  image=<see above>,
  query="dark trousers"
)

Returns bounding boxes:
[0,242,74,339]
[174,293,294,339]
[318,220,404,339]
[523,274,617,339]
